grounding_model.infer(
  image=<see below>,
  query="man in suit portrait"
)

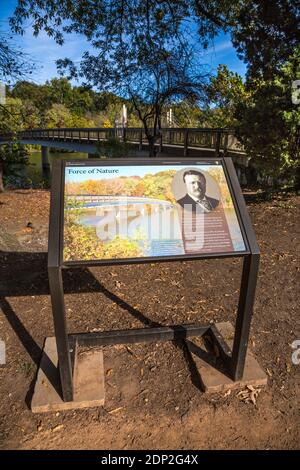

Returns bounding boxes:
[176,170,219,213]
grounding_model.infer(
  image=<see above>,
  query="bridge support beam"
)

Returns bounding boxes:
[41,146,50,169]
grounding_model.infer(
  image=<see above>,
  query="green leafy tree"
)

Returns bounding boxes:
[0,97,39,191]
[58,39,207,157]
[10,1,228,156]
[10,78,95,118]
[235,49,300,186]
[71,114,95,128]
[166,101,204,128]
[0,143,29,192]
[204,65,247,127]
[9,81,50,110]
[0,97,24,133]
[44,103,94,128]
[7,0,300,184]
[46,78,73,106]
[9,0,299,84]
[9,78,133,129]
[44,103,74,128]
[231,0,300,80]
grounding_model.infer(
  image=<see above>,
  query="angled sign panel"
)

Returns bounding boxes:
[62,159,247,264]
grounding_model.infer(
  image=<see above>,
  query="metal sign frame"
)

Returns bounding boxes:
[61,157,250,265]
[48,157,259,402]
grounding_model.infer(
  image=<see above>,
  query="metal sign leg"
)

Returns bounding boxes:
[230,254,260,380]
[48,266,73,401]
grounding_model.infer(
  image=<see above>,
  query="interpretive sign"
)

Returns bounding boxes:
[63,159,247,264]
[44,156,260,404]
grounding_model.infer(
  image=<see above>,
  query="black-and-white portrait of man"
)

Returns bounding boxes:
[176,170,219,213]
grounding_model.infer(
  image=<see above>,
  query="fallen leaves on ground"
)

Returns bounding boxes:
[237,385,261,405]
[52,424,64,432]
[107,407,124,414]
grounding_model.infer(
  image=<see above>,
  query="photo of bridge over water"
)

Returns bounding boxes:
[63,164,186,261]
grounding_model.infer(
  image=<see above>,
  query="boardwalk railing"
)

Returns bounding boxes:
[16,127,244,156]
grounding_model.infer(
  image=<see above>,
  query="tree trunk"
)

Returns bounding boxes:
[0,158,4,193]
[148,136,157,158]
[148,132,161,158]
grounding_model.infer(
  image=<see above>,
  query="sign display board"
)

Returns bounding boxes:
[46,157,259,403]
[62,159,247,264]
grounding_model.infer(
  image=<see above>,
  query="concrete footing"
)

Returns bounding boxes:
[186,321,267,393]
[31,337,105,413]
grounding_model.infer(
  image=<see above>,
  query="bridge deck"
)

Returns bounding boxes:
[18,138,245,157]
[1,127,246,160]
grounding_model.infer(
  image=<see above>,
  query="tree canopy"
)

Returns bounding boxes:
[1,1,299,184]
[9,1,235,155]
[235,48,300,185]
[0,29,35,84]
[231,0,300,80]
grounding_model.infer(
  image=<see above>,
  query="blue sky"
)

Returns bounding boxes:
[1,0,246,86]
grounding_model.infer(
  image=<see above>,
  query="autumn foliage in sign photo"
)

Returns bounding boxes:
[63,167,179,262]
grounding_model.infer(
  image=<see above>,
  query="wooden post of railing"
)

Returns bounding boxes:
[159,132,163,153]
[139,129,143,151]
[88,130,90,143]
[97,130,100,142]
[64,129,66,141]
[184,129,189,157]
[122,127,126,142]
[215,130,221,157]
[78,130,81,141]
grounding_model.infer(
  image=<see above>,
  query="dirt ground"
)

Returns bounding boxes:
[0,188,299,450]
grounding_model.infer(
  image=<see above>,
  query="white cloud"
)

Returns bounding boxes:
[204,40,233,55]
[17,27,91,83]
